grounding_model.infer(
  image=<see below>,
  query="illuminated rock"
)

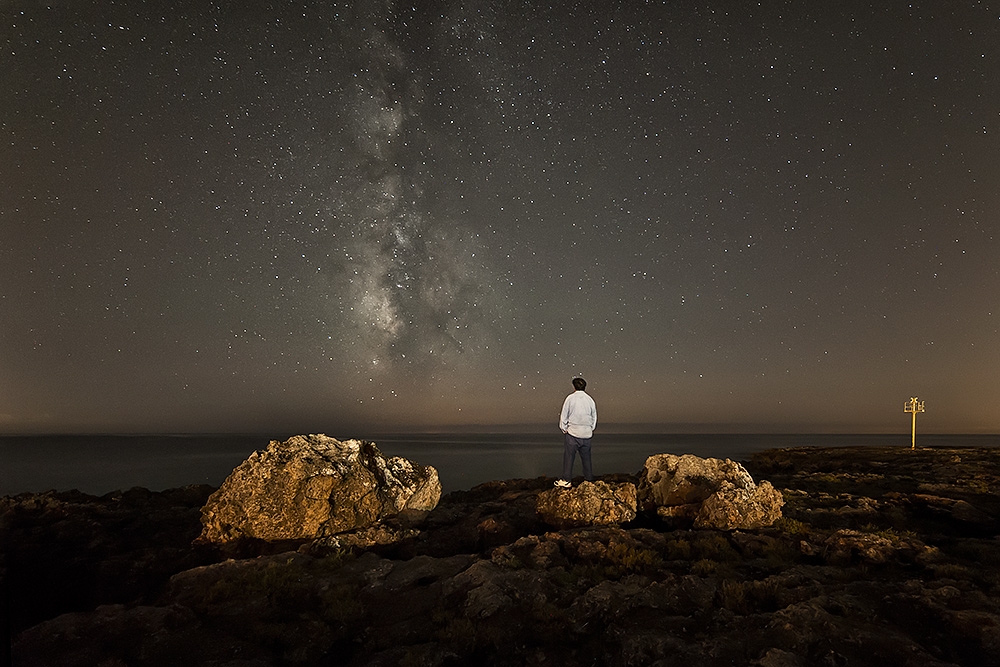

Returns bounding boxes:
[638,453,783,529]
[196,434,441,544]
[535,480,637,529]
[693,478,784,530]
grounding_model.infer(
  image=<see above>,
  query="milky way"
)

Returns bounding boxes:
[3,1,999,434]
[325,10,507,374]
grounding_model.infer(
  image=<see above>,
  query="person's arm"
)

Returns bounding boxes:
[559,396,571,432]
[591,398,597,432]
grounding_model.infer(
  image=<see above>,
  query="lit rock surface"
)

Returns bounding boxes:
[693,478,785,530]
[638,453,784,529]
[535,480,637,528]
[196,434,441,544]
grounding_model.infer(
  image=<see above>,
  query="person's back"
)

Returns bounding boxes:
[561,388,596,438]
[556,378,597,487]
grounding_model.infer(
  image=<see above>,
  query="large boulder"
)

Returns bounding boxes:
[637,453,783,530]
[536,481,637,529]
[694,479,785,530]
[196,434,441,544]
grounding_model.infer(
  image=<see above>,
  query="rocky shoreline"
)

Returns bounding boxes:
[5,445,1000,666]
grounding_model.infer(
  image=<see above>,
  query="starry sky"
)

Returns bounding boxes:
[3,1,999,435]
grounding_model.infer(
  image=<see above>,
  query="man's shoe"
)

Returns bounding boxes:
[554,479,571,488]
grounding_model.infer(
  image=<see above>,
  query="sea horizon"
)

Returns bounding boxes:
[3,431,999,498]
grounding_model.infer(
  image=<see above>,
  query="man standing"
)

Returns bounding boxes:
[555,377,597,488]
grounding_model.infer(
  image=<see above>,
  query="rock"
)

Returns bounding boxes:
[414,478,552,557]
[535,480,637,528]
[638,453,783,529]
[754,647,804,667]
[304,524,420,553]
[655,503,701,523]
[912,493,995,525]
[12,603,202,667]
[817,528,933,565]
[821,529,898,564]
[2,486,215,636]
[196,434,441,544]
[695,480,785,530]
[638,453,755,508]
[17,447,1000,667]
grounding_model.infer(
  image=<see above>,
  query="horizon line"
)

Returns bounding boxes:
[1,423,997,438]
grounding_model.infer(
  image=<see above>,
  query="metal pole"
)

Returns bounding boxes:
[904,397,925,450]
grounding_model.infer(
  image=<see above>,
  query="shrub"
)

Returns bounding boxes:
[691,559,718,576]
[966,479,990,494]
[717,578,783,614]
[759,539,802,570]
[860,524,917,543]
[568,541,663,582]
[717,579,748,612]
[203,558,308,608]
[775,517,810,535]
[663,537,692,561]
[691,532,739,562]
[604,541,662,575]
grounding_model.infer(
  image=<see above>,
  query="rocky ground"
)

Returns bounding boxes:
[5,446,1000,666]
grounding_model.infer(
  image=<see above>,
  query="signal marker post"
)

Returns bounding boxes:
[904,397,925,449]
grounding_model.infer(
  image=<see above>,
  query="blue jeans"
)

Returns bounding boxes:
[563,433,593,482]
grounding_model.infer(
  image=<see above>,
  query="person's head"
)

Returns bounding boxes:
[572,377,586,391]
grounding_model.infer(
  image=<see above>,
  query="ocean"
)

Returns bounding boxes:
[3,432,1000,497]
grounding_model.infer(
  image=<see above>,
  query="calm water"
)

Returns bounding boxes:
[3,433,999,497]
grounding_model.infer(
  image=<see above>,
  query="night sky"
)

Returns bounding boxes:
[3,1,999,435]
